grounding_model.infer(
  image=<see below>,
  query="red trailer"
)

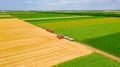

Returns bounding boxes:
[57,34,64,39]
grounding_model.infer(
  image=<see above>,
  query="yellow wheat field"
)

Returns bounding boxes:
[0,18,93,67]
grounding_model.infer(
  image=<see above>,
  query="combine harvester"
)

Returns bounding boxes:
[0,18,93,67]
[57,34,74,41]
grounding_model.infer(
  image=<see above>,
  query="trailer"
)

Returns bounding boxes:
[57,34,64,39]
[64,36,74,41]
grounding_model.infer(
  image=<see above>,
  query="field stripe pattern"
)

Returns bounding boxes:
[0,18,93,67]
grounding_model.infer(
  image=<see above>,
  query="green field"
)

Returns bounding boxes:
[82,32,120,57]
[10,12,77,19]
[26,17,120,39]
[53,53,120,67]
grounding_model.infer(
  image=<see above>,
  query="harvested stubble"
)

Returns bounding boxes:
[0,18,92,67]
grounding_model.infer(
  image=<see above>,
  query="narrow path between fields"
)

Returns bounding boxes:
[22,16,93,21]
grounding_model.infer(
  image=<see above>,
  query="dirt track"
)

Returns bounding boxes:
[0,18,93,67]
[22,16,92,21]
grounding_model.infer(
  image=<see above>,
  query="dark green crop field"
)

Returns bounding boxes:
[53,53,120,67]
[10,12,77,19]
[82,32,120,57]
